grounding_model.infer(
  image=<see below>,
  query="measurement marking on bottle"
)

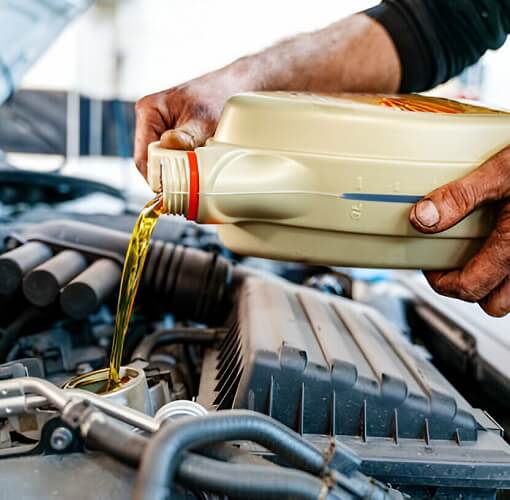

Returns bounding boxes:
[341,193,422,204]
[350,203,363,220]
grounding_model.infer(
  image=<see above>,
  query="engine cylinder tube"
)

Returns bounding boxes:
[23,250,87,307]
[0,242,53,295]
[19,220,234,323]
[60,258,121,318]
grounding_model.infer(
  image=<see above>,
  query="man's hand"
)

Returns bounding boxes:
[410,146,510,317]
[134,67,255,177]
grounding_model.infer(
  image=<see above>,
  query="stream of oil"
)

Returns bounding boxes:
[106,194,163,391]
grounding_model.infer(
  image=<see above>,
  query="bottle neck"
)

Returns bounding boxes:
[148,144,199,220]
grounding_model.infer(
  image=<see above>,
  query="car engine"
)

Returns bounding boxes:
[2,3,510,498]
[1,171,510,500]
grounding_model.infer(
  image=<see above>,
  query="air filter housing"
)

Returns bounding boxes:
[198,276,510,496]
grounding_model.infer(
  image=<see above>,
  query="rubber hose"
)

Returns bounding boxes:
[133,410,330,500]
[83,415,147,468]
[130,328,222,363]
[87,426,267,470]
[75,414,338,499]
[197,443,275,467]
[176,452,334,500]
[0,306,53,361]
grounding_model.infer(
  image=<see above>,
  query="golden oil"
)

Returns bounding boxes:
[107,194,163,390]
[63,367,132,394]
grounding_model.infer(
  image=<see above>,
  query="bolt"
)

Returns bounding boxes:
[50,427,73,451]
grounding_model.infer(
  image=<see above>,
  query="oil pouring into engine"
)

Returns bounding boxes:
[69,91,510,394]
[107,194,163,390]
[63,194,163,393]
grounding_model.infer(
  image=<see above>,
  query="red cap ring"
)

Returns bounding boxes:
[186,151,200,221]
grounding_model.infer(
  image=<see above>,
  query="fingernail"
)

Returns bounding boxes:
[415,199,440,227]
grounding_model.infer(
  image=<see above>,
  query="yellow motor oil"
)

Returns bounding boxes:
[108,194,162,389]
[148,92,510,269]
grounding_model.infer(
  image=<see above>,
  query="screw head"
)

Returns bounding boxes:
[50,427,73,451]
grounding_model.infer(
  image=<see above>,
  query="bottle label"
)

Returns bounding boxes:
[357,94,508,115]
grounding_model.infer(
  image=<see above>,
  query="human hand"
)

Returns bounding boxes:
[134,63,258,178]
[410,146,510,316]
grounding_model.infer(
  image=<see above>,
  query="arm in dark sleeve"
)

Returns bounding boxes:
[365,0,510,92]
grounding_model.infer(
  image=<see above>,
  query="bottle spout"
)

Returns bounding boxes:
[147,142,199,220]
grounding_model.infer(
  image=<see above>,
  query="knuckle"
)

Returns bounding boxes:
[494,217,510,245]
[475,151,510,199]
[487,233,510,272]
[135,95,151,112]
[191,102,212,120]
[428,281,444,295]
[499,245,510,270]
[489,149,510,182]
[442,182,476,213]
[424,271,456,297]
[456,274,484,302]
[135,92,168,115]
[480,299,508,317]
[171,86,192,107]
[424,273,443,294]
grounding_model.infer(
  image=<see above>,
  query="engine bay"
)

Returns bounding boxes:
[1,179,510,499]
[3,2,510,499]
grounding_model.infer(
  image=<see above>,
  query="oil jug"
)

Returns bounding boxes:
[148,92,510,269]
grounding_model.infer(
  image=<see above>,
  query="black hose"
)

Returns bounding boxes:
[0,306,54,361]
[177,452,335,500]
[66,407,334,499]
[197,442,275,467]
[130,328,223,363]
[63,401,147,468]
[85,417,147,468]
[82,417,336,500]
[86,420,266,470]
[64,403,392,500]
[133,410,333,500]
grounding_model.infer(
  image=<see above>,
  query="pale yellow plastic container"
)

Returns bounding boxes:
[148,92,510,269]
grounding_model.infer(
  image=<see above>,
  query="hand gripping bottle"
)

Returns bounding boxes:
[148,92,510,269]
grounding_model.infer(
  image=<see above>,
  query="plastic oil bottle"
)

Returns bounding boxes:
[148,92,510,269]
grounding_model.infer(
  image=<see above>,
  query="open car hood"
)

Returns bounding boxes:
[0,0,92,104]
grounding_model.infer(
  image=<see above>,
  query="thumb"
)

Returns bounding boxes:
[410,147,510,233]
[160,118,211,151]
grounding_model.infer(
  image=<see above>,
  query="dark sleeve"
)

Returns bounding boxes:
[364,0,510,92]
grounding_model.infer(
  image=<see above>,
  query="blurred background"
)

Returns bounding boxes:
[23,0,510,105]
[23,0,380,100]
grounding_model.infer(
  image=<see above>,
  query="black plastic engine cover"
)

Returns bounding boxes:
[198,277,510,495]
